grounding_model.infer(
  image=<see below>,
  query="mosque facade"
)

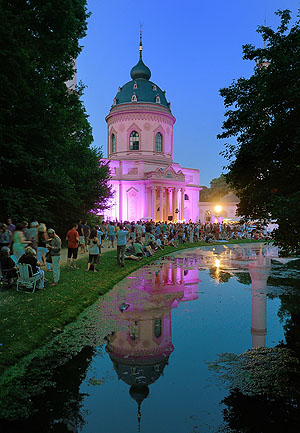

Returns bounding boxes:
[102,36,201,222]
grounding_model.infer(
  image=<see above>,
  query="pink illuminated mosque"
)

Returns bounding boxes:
[102,33,201,222]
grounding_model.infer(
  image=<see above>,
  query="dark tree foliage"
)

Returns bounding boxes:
[218,10,300,255]
[0,0,112,234]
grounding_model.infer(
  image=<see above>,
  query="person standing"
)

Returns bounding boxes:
[86,229,100,272]
[6,218,15,235]
[47,229,61,286]
[77,220,85,254]
[0,224,11,250]
[27,221,38,251]
[66,223,79,269]
[13,223,30,262]
[82,220,90,252]
[116,226,129,267]
[37,223,51,270]
[108,222,116,248]
[96,226,104,256]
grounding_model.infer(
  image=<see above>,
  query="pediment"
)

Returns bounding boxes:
[145,166,185,181]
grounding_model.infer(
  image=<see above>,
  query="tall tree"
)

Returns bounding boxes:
[200,174,231,201]
[0,0,111,232]
[218,10,300,254]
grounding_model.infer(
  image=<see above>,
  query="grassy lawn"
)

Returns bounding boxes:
[0,239,261,374]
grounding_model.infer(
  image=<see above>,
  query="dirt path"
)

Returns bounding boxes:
[59,240,117,266]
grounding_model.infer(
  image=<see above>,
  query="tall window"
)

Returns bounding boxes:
[111,134,116,153]
[129,321,139,340]
[154,319,162,338]
[155,132,162,152]
[129,131,139,150]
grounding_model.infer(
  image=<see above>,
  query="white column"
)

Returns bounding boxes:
[119,182,123,222]
[164,188,169,222]
[180,188,185,221]
[151,186,156,220]
[147,187,151,218]
[159,187,163,222]
[173,188,178,221]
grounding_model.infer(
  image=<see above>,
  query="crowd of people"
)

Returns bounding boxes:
[0,219,62,288]
[0,217,271,290]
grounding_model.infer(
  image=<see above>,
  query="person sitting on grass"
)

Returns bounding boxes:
[168,233,177,247]
[124,253,143,261]
[133,237,145,257]
[133,238,154,257]
[155,234,164,250]
[86,229,100,272]
[18,247,45,289]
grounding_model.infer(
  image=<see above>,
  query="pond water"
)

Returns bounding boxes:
[2,243,300,433]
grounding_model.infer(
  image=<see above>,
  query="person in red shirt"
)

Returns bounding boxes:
[66,223,79,269]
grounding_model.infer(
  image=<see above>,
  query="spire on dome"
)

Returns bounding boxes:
[130,29,151,81]
[139,26,143,59]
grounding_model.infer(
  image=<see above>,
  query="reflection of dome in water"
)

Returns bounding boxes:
[129,384,150,404]
[110,355,169,387]
[109,353,169,432]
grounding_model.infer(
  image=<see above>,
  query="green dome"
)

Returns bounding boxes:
[112,43,171,110]
[113,79,170,108]
[130,57,151,81]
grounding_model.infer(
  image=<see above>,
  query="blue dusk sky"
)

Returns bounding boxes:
[78,0,299,186]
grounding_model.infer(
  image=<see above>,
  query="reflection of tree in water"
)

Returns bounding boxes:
[0,346,95,432]
[222,388,300,433]
[209,267,232,283]
[210,348,300,433]
[216,259,300,432]
[235,271,251,285]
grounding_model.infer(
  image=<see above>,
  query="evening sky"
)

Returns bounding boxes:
[78,0,299,186]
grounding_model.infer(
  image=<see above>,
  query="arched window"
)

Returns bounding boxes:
[111,134,116,153]
[155,95,161,104]
[184,194,189,200]
[129,131,139,150]
[154,319,162,338]
[129,321,139,340]
[133,82,138,89]
[131,93,137,102]
[155,132,162,152]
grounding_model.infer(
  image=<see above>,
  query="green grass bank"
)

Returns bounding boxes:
[0,240,261,374]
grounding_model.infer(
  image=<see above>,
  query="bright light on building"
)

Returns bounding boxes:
[214,205,222,214]
[215,259,221,268]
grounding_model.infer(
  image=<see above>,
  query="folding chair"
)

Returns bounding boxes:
[16,263,41,293]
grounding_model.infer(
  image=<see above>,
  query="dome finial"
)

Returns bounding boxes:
[139,26,143,59]
[130,27,151,81]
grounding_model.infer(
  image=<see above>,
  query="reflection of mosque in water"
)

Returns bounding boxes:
[104,245,282,429]
[105,259,199,428]
[207,245,276,349]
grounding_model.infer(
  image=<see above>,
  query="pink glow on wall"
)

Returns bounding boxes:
[101,57,201,222]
